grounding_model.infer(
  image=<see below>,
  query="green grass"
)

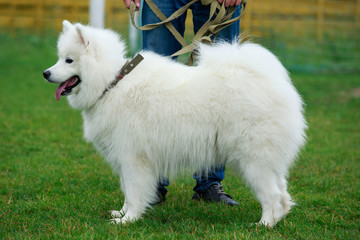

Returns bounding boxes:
[0,32,359,239]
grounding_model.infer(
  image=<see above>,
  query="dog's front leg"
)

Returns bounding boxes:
[110,156,158,224]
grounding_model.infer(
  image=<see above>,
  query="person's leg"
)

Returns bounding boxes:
[152,179,169,205]
[215,6,241,42]
[192,165,239,206]
[190,3,241,205]
[141,0,187,56]
[141,0,188,204]
[192,165,225,192]
[191,2,241,42]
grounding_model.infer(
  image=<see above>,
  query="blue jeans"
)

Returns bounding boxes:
[141,0,241,193]
[142,0,241,56]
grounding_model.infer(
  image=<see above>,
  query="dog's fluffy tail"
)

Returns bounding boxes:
[196,40,291,84]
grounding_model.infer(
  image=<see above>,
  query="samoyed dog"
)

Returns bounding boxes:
[43,20,306,227]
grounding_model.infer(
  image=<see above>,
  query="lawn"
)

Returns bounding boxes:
[0,32,359,239]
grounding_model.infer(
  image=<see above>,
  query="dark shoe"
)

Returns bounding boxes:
[151,187,167,206]
[192,183,239,206]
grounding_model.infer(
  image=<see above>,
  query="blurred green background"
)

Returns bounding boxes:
[0,0,359,73]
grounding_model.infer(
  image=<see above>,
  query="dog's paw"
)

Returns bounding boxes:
[257,219,275,228]
[249,222,272,228]
[109,217,134,225]
[109,218,122,224]
[109,210,123,218]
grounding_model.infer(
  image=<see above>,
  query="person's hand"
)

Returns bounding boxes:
[218,0,242,7]
[124,0,140,10]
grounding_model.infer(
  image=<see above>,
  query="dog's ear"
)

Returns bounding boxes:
[75,23,87,46]
[62,20,73,33]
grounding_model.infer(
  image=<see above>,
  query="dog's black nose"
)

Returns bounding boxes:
[43,70,51,79]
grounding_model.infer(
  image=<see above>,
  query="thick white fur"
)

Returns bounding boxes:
[45,20,307,227]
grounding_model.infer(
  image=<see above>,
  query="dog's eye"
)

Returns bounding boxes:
[65,58,73,64]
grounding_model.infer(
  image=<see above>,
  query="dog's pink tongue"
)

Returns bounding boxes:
[55,78,76,100]
[55,81,68,100]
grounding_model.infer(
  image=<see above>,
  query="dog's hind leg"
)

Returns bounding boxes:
[278,176,295,217]
[241,163,286,227]
[110,155,159,224]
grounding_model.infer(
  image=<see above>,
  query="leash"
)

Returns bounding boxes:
[129,0,247,65]
[99,53,144,100]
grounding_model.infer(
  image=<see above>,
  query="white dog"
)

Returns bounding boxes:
[43,20,306,227]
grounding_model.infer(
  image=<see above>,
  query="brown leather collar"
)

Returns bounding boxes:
[99,54,144,100]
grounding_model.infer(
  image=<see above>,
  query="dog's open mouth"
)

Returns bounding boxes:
[55,76,81,100]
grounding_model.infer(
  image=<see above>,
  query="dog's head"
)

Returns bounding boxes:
[43,20,127,110]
